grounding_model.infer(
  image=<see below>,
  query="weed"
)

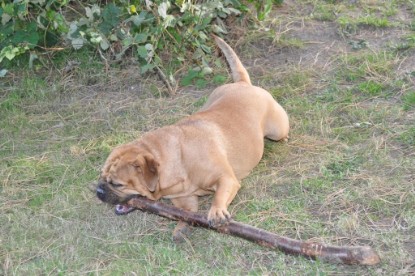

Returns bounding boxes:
[213,74,227,85]
[358,15,391,28]
[337,51,395,83]
[323,156,362,179]
[0,91,20,111]
[357,80,384,95]
[268,70,312,100]
[193,95,208,108]
[406,33,415,44]
[398,127,415,146]
[277,35,305,48]
[317,83,354,103]
[312,4,338,21]
[349,39,368,50]
[337,14,392,36]
[402,90,415,110]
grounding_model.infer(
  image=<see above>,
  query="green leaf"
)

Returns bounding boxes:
[134,33,148,44]
[98,22,112,36]
[29,52,38,69]
[257,0,273,21]
[85,5,100,21]
[16,2,27,16]
[12,26,40,47]
[90,32,102,44]
[201,66,213,75]
[0,21,14,39]
[144,43,154,59]
[99,3,121,35]
[1,13,12,25]
[100,39,110,50]
[137,45,148,59]
[180,69,200,86]
[158,2,170,19]
[130,11,149,27]
[44,31,59,47]
[48,11,68,33]
[200,44,211,54]
[3,4,14,15]
[71,38,84,50]
[163,15,175,28]
[198,31,208,41]
[194,17,212,31]
[0,69,8,77]
[0,45,28,63]
[102,3,121,28]
[140,63,155,74]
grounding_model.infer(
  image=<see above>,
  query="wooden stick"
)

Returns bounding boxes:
[155,66,176,96]
[127,196,380,265]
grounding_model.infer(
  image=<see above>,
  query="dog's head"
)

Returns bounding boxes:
[96,143,159,215]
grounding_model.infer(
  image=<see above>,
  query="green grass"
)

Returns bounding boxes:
[312,3,339,21]
[337,15,392,35]
[337,51,397,83]
[403,90,415,110]
[399,127,415,146]
[357,80,384,96]
[1,0,415,274]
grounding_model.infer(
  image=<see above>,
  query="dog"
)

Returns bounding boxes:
[96,35,289,241]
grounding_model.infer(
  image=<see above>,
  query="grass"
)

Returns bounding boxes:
[403,90,415,110]
[312,3,339,21]
[1,0,415,274]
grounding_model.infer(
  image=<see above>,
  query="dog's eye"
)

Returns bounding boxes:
[111,183,123,188]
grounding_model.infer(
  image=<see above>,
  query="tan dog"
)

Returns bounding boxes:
[96,35,289,240]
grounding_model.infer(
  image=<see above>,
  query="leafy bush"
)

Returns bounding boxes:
[0,0,68,63]
[0,0,283,81]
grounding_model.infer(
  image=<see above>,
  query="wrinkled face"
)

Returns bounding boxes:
[96,144,159,215]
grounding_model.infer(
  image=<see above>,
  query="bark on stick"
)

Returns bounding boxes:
[128,196,380,265]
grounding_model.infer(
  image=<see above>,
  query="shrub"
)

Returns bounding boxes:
[0,0,283,80]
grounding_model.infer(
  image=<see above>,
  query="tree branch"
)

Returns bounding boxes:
[127,196,380,265]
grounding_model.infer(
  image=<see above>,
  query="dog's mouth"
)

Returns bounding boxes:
[115,203,136,215]
[114,194,140,215]
[96,182,140,215]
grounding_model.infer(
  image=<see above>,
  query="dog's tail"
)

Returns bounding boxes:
[213,35,251,85]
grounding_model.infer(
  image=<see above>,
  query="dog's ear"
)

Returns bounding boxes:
[132,154,159,192]
[143,155,159,192]
[102,157,119,178]
[142,155,156,172]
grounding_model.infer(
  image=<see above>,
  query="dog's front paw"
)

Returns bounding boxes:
[207,206,231,227]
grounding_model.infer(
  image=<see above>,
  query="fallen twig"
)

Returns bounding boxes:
[128,196,380,265]
[156,66,175,96]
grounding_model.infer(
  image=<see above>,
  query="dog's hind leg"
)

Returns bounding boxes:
[171,196,199,243]
[264,100,289,142]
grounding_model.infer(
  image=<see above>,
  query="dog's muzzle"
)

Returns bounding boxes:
[95,181,138,215]
[96,182,107,202]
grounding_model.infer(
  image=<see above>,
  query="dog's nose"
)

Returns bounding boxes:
[96,184,106,201]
